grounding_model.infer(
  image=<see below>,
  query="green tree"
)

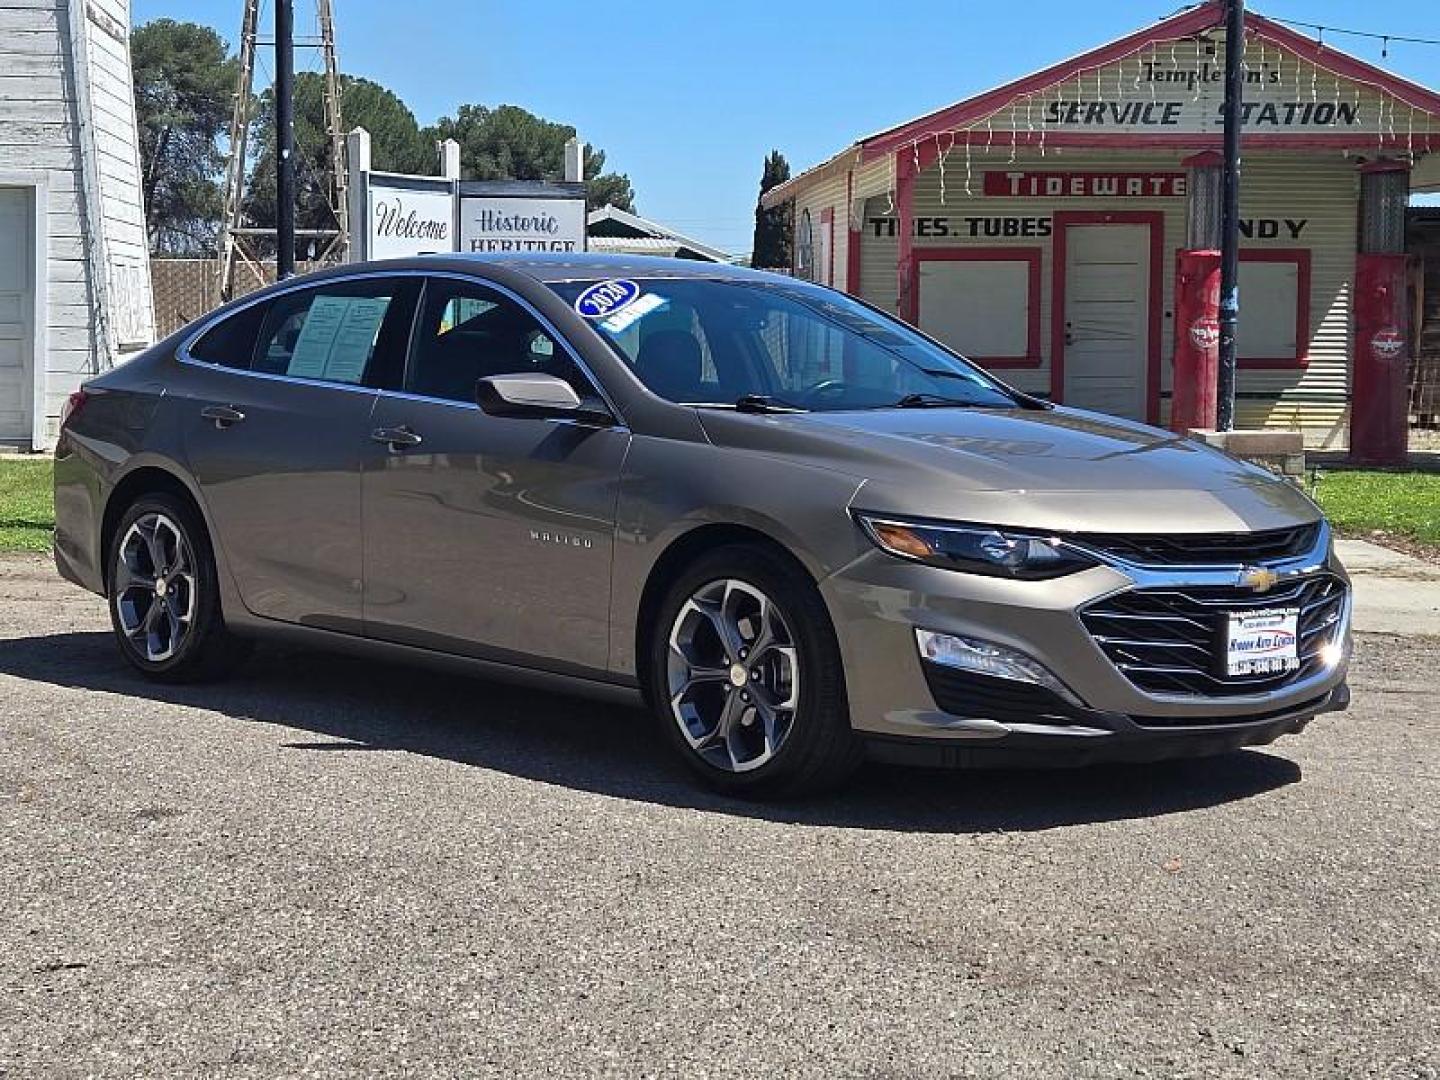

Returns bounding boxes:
[428,104,636,213]
[245,73,433,257]
[131,19,236,254]
[751,150,793,270]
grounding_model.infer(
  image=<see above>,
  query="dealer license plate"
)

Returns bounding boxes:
[1225,608,1301,677]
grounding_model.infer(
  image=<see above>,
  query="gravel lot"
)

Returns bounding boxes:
[1,554,1436,1078]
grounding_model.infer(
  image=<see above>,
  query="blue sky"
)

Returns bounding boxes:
[133,1,1440,255]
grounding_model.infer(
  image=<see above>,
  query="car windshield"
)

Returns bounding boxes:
[548,277,1021,412]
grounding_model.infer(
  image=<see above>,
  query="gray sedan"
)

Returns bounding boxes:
[53,254,1350,797]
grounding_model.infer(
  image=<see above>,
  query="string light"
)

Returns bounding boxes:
[871,17,1439,217]
[1259,14,1440,50]
[935,133,946,205]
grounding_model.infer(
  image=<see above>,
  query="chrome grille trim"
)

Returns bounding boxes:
[1080,573,1349,698]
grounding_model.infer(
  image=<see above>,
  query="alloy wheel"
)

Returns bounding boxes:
[113,513,197,663]
[666,578,800,773]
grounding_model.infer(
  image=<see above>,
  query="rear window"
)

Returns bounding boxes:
[189,301,269,369]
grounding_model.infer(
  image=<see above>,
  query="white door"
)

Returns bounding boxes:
[0,188,34,443]
[1061,223,1150,420]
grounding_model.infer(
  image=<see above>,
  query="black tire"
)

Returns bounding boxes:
[106,492,252,683]
[647,544,862,799]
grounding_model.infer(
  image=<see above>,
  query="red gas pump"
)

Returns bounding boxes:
[1171,250,1222,433]
[1351,161,1411,465]
[1351,253,1409,465]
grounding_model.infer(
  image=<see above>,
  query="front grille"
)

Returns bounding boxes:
[921,664,1092,726]
[1066,523,1321,567]
[1080,573,1347,698]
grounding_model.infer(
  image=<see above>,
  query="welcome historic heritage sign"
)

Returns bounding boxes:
[346,136,588,261]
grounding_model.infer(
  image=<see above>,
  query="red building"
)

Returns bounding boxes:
[765,2,1440,460]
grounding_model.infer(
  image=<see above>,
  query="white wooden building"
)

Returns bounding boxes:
[765,3,1440,450]
[0,0,154,450]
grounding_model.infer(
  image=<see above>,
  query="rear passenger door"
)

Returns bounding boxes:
[361,274,629,674]
[178,276,417,632]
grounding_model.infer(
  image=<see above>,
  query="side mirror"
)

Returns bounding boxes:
[475,373,613,425]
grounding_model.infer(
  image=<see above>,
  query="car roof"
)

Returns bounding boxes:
[386,251,786,285]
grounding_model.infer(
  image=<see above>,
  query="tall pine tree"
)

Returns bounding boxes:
[751,150,793,269]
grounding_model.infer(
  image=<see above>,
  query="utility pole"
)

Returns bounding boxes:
[275,0,296,279]
[1216,0,1245,430]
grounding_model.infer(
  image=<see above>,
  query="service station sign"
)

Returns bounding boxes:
[1033,49,1374,133]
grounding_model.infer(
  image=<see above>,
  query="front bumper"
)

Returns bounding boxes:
[864,683,1348,768]
[819,526,1351,760]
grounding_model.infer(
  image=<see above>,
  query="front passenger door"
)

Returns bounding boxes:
[361,276,629,675]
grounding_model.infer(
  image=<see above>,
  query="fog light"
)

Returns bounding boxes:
[915,629,1082,704]
[1319,640,1346,670]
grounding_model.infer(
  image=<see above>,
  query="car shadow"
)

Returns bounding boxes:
[0,631,1302,834]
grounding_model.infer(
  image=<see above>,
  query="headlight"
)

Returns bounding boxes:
[854,513,1097,580]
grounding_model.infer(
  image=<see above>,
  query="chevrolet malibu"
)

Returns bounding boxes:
[53,254,1351,797]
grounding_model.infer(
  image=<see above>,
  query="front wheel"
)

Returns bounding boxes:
[107,493,250,682]
[648,545,861,798]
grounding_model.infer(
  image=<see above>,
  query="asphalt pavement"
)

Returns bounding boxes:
[1,554,1436,1078]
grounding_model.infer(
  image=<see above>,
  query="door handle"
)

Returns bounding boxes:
[200,404,245,428]
[371,425,423,451]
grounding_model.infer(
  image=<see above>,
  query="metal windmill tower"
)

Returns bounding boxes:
[215,0,348,301]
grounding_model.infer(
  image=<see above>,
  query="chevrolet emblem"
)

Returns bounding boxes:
[1239,566,1280,593]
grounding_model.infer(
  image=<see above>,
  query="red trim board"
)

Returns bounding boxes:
[845,170,862,298]
[1051,211,1166,425]
[904,132,1433,170]
[896,152,916,321]
[910,247,1043,368]
[820,207,836,287]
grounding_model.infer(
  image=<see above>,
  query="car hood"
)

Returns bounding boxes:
[695,405,1322,534]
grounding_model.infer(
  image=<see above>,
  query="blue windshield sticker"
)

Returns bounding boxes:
[575,279,641,320]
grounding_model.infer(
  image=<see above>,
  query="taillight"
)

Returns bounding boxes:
[60,389,89,428]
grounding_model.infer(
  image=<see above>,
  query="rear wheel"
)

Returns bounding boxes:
[648,545,861,798]
[107,493,250,682]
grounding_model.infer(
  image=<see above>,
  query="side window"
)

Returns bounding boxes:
[408,279,593,404]
[188,300,271,369]
[250,279,415,386]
